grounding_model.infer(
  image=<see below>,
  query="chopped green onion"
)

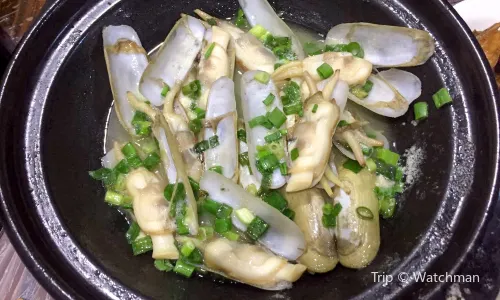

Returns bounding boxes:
[216,203,233,219]
[356,206,374,220]
[223,231,240,241]
[182,80,202,100]
[281,81,301,105]
[246,216,270,241]
[121,143,138,159]
[137,137,159,154]
[193,107,206,119]
[379,197,396,219]
[125,221,140,244]
[343,159,363,173]
[291,148,299,161]
[143,152,161,171]
[263,93,275,106]
[180,241,196,257]
[235,8,248,28]
[264,131,284,143]
[249,115,273,129]
[202,199,221,215]
[363,80,374,93]
[88,167,114,182]
[184,248,203,264]
[164,183,186,203]
[114,159,130,174]
[193,140,210,154]
[338,120,349,127]
[207,18,217,26]
[274,62,284,70]
[173,259,195,278]
[239,152,250,167]
[345,42,364,58]
[279,162,288,176]
[154,259,174,272]
[249,25,269,40]
[126,156,142,169]
[304,42,324,56]
[161,85,170,97]
[188,176,200,200]
[131,236,153,255]
[268,107,287,128]
[214,218,232,233]
[316,63,334,79]
[261,190,288,212]
[105,191,132,208]
[235,208,255,225]
[189,118,202,134]
[322,203,342,228]
[209,165,223,174]
[283,208,295,220]
[432,88,452,108]
[312,104,319,113]
[246,184,258,195]
[197,226,214,241]
[254,71,271,84]
[414,102,429,120]
[132,111,152,136]
[374,148,400,166]
[260,173,273,192]
[350,80,374,99]
[256,153,280,173]
[237,129,247,143]
[175,201,189,235]
[283,102,303,116]
[209,135,220,148]
[256,148,272,159]
[366,158,377,172]
[204,42,216,59]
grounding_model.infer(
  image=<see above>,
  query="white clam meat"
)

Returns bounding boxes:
[204,238,307,290]
[326,23,435,67]
[199,171,306,260]
[102,25,148,135]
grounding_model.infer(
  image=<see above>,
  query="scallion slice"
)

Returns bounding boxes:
[115,159,130,174]
[246,216,270,241]
[343,159,363,173]
[193,107,206,119]
[189,118,202,134]
[154,259,174,272]
[131,236,153,256]
[263,93,275,106]
[209,165,223,174]
[261,190,288,212]
[121,142,138,159]
[235,208,255,225]
[222,231,240,241]
[279,162,288,175]
[337,120,349,127]
[254,71,271,84]
[143,152,161,171]
[356,206,374,220]
[235,8,248,28]
[283,208,295,220]
[268,107,287,128]
[207,18,217,26]
[173,259,195,278]
[180,241,196,257]
[105,190,132,208]
[312,104,319,113]
[375,148,400,166]
[204,42,216,59]
[125,221,140,244]
[264,131,283,143]
[161,85,170,97]
[316,63,334,79]
[237,129,247,143]
[414,102,429,120]
[193,140,210,154]
[366,158,377,173]
[209,135,219,148]
[379,197,396,219]
[290,148,299,161]
[432,88,452,108]
[202,199,221,215]
[214,218,232,233]
[249,115,273,129]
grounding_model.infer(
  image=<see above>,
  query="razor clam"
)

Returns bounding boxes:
[238,120,261,191]
[204,238,307,290]
[325,23,435,67]
[195,9,277,73]
[285,189,338,273]
[378,69,422,103]
[140,16,205,107]
[273,52,373,85]
[287,92,340,192]
[238,0,305,59]
[204,77,238,181]
[348,74,416,118]
[197,26,235,111]
[200,171,306,260]
[241,70,287,189]
[335,167,380,269]
[102,25,148,135]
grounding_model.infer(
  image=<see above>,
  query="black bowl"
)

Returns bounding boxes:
[0,0,499,299]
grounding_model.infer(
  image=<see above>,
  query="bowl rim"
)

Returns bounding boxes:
[0,0,499,299]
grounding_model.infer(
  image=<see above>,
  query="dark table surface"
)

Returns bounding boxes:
[1,0,499,299]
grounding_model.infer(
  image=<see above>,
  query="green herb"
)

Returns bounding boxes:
[264,131,284,143]
[222,231,240,241]
[414,102,429,120]
[204,42,216,59]
[121,143,138,159]
[366,158,377,172]
[290,148,299,161]
[283,208,295,220]
[249,115,273,129]
[281,81,303,116]
[215,218,232,233]
[182,80,202,100]
[235,208,255,225]
[343,159,363,173]
[143,152,161,171]
[316,63,334,79]
[268,107,287,128]
[325,42,364,58]
[379,197,396,219]
[89,167,117,186]
[131,236,153,255]
[207,18,217,26]
[164,182,186,204]
[256,153,280,173]
[254,71,271,84]
[239,151,250,168]
[261,190,288,212]
[216,203,233,219]
[304,42,324,56]
[432,88,452,108]
[125,222,140,244]
[350,80,374,99]
[197,226,214,241]
[279,162,288,176]
[337,120,349,127]
[209,135,219,148]
[374,148,400,166]
[263,93,275,106]
[235,8,248,28]
[189,118,202,134]
[180,241,196,257]
[154,259,174,272]
[193,140,210,154]
[105,190,132,208]
[322,203,342,228]
[173,259,195,278]
[131,111,152,136]
[246,216,270,240]
[193,107,206,119]
[175,200,189,235]
[209,165,223,174]
[312,104,319,113]
[237,129,247,143]
[184,248,203,265]
[260,173,273,193]
[356,206,374,220]
[202,199,221,215]
[161,85,170,97]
